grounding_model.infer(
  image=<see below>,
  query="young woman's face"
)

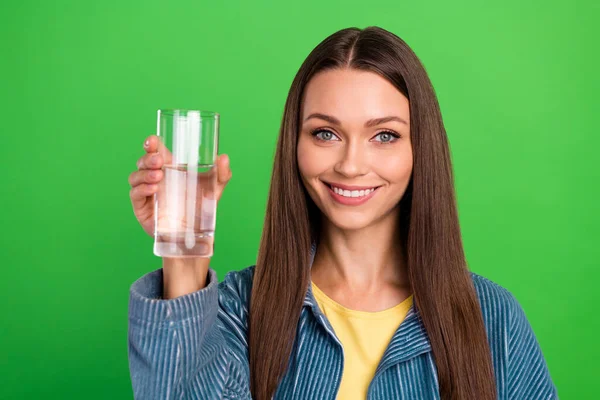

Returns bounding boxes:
[297,68,413,231]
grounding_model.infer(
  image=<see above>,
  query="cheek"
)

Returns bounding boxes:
[376,151,413,183]
[297,137,327,178]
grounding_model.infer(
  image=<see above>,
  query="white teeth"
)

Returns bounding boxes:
[331,185,376,198]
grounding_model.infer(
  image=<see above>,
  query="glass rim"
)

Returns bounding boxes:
[158,109,219,118]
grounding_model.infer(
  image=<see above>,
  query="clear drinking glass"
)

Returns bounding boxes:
[153,109,219,258]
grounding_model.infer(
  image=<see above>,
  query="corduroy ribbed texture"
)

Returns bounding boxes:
[128,248,558,399]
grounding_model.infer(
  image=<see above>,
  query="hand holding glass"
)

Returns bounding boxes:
[153,109,219,258]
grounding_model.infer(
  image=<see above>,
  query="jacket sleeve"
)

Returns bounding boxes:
[506,295,559,399]
[127,266,252,399]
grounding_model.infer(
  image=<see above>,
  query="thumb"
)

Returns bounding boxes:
[217,154,231,184]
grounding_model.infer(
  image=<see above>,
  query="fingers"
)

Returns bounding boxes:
[130,134,170,211]
[143,134,167,154]
[137,152,165,170]
[217,154,232,184]
[129,183,158,210]
[142,134,173,166]
[128,169,164,187]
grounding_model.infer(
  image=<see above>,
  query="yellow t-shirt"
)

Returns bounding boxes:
[311,281,413,399]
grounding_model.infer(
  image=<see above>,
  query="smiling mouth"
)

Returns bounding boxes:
[322,181,382,198]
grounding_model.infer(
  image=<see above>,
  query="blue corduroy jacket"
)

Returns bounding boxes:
[128,250,558,399]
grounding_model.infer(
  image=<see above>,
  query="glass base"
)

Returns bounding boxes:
[153,231,214,258]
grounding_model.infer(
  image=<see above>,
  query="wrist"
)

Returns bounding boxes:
[162,257,210,299]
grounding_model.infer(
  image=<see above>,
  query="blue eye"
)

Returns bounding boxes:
[373,131,400,143]
[311,129,340,141]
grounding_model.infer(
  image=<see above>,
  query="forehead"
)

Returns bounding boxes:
[301,68,409,123]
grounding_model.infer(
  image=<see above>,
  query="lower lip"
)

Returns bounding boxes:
[324,183,380,206]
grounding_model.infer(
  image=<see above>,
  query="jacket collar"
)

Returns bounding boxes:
[302,241,432,373]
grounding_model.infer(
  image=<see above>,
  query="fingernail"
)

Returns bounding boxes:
[144,139,149,148]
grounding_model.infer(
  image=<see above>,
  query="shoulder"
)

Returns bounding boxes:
[467,271,544,356]
[468,270,520,315]
[216,265,256,310]
[218,265,256,292]
[468,274,558,397]
[467,271,526,338]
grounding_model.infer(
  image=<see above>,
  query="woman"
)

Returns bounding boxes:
[127,26,558,399]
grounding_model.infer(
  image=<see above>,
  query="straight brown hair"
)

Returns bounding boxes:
[249,26,497,400]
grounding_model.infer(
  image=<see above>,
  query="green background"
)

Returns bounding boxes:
[1,0,597,398]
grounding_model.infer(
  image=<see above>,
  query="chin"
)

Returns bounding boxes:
[324,212,375,232]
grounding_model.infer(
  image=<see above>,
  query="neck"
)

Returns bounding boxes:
[311,209,409,294]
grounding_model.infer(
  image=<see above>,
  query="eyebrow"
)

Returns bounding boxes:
[303,113,408,127]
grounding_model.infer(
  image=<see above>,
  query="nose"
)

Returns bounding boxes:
[333,140,369,178]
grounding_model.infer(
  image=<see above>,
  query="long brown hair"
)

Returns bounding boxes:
[249,26,497,400]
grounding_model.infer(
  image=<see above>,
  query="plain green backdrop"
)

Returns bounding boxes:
[1,0,597,398]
